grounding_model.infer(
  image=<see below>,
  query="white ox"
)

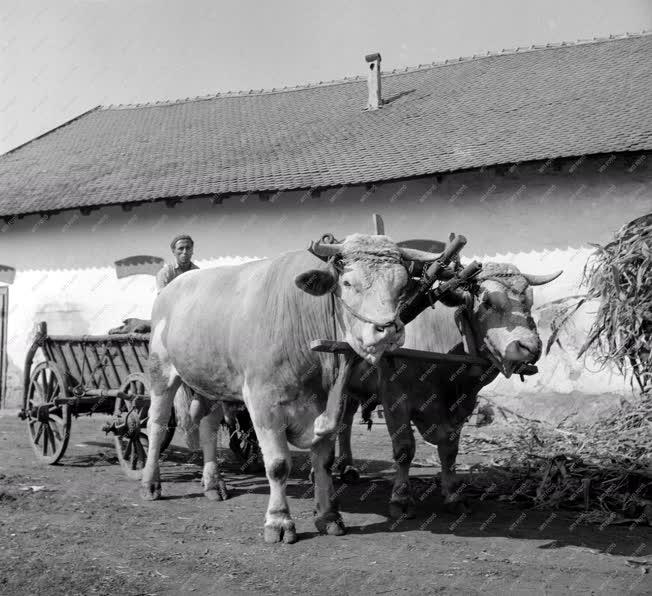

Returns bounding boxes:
[139,233,438,543]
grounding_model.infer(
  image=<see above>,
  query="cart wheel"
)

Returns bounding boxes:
[113,372,176,480]
[227,409,264,473]
[25,361,72,465]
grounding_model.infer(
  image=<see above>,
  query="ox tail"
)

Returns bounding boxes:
[173,385,201,451]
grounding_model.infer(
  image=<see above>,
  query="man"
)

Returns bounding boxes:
[156,234,199,294]
[157,234,202,457]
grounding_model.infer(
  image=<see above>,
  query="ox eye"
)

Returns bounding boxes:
[342,280,351,287]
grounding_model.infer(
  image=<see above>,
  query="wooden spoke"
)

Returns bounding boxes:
[42,424,50,456]
[50,423,62,443]
[33,421,44,445]
[129,439,138,470]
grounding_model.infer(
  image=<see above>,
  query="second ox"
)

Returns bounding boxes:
[336,261,562,517]
[139,233,441,543]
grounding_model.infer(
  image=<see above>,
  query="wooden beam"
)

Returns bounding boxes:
[372,213,385,235]
[310,339,490,366]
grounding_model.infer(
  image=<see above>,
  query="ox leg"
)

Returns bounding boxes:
[200,401,229,501]
[310,355,356,535]
[437,429,467,509]
[141,355,180,501]
[311,434,346,536]
[309,397,359,485]
[173,385,201,462]
[334,397,361,484]
[381,390,416,520]
[243,385,296,544]
[257,425,296,544]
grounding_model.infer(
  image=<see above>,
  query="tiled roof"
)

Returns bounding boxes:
[1,32,651,217]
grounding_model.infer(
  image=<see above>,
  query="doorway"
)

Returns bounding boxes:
[0,286,7,408]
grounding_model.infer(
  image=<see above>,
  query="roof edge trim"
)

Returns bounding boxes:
[0,106,102,158]
[0,149,648,220]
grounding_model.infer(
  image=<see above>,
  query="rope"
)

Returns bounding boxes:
[333,294,400,330]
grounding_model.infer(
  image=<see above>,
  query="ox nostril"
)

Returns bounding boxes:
[518,341,534,354]
[519,341,541,361]
[505,340,540,363]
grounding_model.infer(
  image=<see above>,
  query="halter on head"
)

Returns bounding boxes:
[454,271,538,378]
[326,255,403,332]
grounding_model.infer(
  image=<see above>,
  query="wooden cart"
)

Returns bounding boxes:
[18,322,262,478]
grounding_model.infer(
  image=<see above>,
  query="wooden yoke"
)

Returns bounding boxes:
[308,215,481,445]
[372,213,385,235]
[312,351,359,445]
[397,240,480,328]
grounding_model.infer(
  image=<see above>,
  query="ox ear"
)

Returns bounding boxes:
[295,269,337,296]
[440,289,468,307]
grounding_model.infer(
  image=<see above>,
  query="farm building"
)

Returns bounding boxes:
[0,32,650,409]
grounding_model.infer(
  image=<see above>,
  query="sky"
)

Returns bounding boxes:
[1,0,651,154]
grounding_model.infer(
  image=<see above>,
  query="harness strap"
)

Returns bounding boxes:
[329,291,342,384]
[333,294,400,330]
[454,293,488,378]
[455,301,478,358]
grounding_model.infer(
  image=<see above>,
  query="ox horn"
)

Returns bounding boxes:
[310,240,344,257]
[397,246,442,262]
[522,270,563,286]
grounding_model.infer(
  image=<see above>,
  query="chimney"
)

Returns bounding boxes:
[365,52,382,110]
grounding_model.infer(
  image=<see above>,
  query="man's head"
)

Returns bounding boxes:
[170,234,194,267]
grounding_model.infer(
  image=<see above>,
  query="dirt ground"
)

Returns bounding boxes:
[1,410,650,596]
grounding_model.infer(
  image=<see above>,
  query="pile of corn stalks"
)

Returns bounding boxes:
[546,213,652,396]
[462,398,652,524]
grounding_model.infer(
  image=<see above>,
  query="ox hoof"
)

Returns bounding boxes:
[264,522,297,544]
[388,500,416,520]
[140,482,161,501]
[204,482,229,502]
[314,514,346,536]
[339,465,361,485]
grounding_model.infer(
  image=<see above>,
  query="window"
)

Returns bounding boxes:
[114,255,165,279]
[0,264,16,285]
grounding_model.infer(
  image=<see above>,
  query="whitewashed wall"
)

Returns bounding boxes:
[2,246,629,408]
[3,256,261,406]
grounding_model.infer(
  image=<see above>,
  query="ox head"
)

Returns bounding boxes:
[446,263,562,378]
[296,233,439,364]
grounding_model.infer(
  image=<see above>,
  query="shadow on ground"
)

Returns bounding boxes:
[136,446,652,558]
